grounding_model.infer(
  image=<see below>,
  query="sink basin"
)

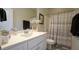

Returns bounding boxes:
[0,35,10,45]
[21,32,33,37]
[17,29,33,37]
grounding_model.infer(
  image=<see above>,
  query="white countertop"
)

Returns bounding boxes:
[1,32,46,49]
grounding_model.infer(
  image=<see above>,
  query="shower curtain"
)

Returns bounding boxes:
[47,9,79,47]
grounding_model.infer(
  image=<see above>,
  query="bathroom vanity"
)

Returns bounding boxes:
[1,32,47,50]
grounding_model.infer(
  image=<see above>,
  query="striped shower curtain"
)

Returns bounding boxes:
[47,9,79,47]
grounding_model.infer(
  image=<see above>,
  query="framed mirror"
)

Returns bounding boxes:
[39,13,44,24]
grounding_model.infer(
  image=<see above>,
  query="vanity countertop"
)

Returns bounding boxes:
[1,32,47,49]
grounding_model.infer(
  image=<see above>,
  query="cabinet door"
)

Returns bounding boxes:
[28,35,46,49]
[3,41,28,50]
[39,40,47,50]
[31,40,47,50]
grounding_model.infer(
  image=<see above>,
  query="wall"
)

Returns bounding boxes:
[72,36,79,49]
[13,8,37,30]
[0,8,13,31]
[38,8,49,32]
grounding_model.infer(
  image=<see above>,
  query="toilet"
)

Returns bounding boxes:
[47,39,55,50]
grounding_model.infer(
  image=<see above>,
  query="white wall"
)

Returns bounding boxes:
[38,8,49,32]
[72,36,79,50]
[0,8,13,31]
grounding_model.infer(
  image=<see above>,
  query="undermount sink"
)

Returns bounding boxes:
[17,29,33,37]
[0,35,10,45]
[0,30,10,45]
[21,32,33,37]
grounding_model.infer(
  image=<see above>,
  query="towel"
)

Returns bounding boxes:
[71,13,79,36]
[0,8,7,22]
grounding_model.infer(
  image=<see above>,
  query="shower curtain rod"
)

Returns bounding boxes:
[47,10,75,15]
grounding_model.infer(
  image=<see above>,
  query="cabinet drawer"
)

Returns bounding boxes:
[28,35,46,49]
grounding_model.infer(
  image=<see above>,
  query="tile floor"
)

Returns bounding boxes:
[47,44,71,50]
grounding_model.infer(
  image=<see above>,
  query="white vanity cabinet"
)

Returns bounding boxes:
[2,41,28,50]
[28,34,46,50]
[1,32,47,50]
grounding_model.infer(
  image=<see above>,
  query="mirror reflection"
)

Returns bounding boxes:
[13,8,37,31]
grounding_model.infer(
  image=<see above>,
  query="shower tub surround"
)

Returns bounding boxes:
[47,9,79,49]
[1,31,47,50]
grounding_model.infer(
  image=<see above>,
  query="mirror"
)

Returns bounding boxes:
[13,8,37,31]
